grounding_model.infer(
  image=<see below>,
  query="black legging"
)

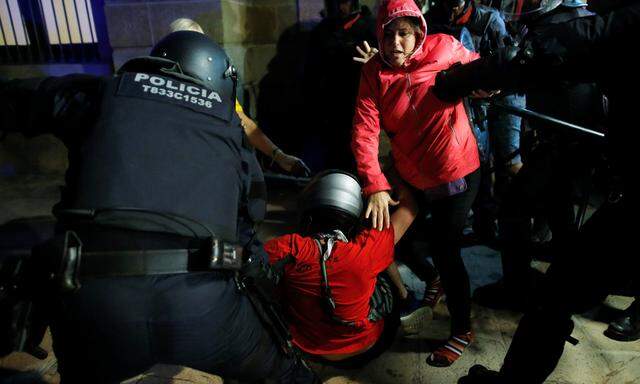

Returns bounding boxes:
[397,168,481,334]
[430,169,480,334]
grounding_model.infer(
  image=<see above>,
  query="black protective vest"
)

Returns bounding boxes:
[69,71,250,242]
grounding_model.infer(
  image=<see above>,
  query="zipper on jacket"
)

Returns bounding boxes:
[406,74,419,116]
[449,112,461,146]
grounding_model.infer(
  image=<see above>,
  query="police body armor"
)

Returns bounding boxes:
[69,69,248,242]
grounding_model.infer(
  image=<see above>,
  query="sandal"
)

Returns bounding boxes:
[427,331,474,367]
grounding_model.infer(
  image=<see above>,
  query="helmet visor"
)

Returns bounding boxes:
[500,0,562,21]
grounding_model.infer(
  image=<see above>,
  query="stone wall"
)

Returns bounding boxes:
[105,0,380,112]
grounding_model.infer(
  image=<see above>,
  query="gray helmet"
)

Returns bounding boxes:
[299,170,363,222]
[150,31,237,101]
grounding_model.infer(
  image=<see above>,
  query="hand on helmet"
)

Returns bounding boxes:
[366,191,399,231]
[275,152,311,177]
[353,41,379,64]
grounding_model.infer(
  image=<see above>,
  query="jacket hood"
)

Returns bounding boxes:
[376,0,428,67]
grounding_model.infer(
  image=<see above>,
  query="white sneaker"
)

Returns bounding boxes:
[400,306,433,335]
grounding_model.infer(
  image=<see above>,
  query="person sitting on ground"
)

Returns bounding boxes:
[169,18,310,176]
[264,170,417,365]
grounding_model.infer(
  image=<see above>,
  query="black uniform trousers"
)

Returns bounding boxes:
[500,196,636,383]
[45,227,312,384]
[498,140,586,299]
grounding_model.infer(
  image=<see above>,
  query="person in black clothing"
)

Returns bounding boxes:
[433,0,640,382]
[304,0,377,172]
[472,0,608,311]
[0,31,316,384]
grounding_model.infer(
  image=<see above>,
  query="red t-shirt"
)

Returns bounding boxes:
[265,227,395,355]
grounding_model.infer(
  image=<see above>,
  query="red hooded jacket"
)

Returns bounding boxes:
[352,0,480,195]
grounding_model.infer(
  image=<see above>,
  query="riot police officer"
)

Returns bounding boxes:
[433,0,639,382]
[471,0,606,311]
[0,31,316,384]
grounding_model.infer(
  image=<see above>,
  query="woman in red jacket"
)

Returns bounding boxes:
[351,0,481,367]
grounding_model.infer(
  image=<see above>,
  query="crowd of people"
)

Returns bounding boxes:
[1,0,639,383]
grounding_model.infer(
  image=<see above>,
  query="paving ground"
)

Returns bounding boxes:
[1,174,639,384]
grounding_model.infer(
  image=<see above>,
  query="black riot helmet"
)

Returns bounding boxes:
[150,31,237,103]
[324,0,361,18]
[299,170,363,236]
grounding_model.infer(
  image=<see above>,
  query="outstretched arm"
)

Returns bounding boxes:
[1,75,102,138]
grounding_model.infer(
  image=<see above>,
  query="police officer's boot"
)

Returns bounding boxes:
[458,365,507,384]
[605,298,640,342]
[500,309,575,384]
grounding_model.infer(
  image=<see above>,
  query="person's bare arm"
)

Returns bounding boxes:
[390,178,418,245]
[237,109,276,157]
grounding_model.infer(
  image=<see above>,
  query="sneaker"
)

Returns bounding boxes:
[401,306,433,335]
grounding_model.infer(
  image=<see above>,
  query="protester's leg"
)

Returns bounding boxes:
[430,169,480,334]
[318,274,400,369]
[426,169,480,367]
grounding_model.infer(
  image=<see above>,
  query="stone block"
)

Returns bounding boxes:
[275,3,298,38]
[224,2,278,44]
[104,3,153,48]
[243,43,277,86]
[147,0,222,45]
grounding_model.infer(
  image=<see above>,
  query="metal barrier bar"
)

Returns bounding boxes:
[82,0,96,60]
[70,0,86,61]
[0,0,13,63]
[48,0,66,61]
[6,0,22,62]
[18,9,32,62]
[60,0,75,61]
[1,0,107,65]
[26,0,42,62]
[36,0,54,61]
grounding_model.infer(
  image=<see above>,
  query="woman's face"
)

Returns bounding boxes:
[383,18,418,68]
